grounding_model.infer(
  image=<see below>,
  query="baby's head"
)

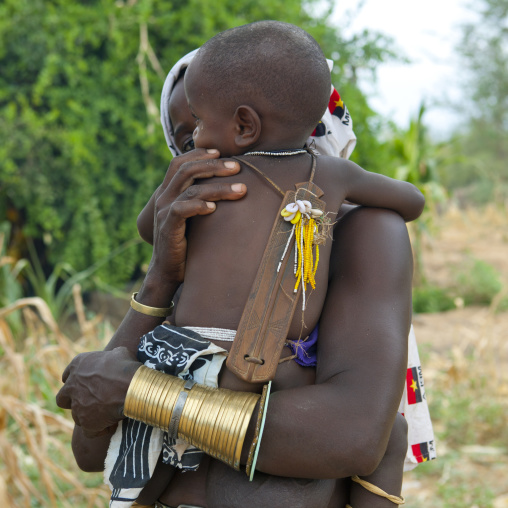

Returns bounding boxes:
[185,21,331,156]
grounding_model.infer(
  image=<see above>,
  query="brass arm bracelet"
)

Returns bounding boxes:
[351,475,406,505]
[124,365,263,471]
[130,292,174,317]
[246,381,271,480]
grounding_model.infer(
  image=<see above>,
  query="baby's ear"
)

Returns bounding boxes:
[233,105,261,148]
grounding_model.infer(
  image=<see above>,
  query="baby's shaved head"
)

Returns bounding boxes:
[189,21,331,138]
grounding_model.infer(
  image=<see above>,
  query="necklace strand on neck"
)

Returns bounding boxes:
[232,154,316,198]
[243,149,307,157]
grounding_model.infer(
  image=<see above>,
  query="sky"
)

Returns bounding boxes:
[332,0,476,137]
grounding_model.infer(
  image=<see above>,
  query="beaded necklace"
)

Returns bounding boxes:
[243,148,307,157]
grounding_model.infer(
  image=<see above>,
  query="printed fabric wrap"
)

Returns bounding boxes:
[104,324,227,508]
[308,83,356,159]
[399,325,437,471]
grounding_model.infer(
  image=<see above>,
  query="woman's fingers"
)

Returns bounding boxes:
[171,182,246,217]
[156,182,246,225]
[180,181,246,204]
[159,148,224,190]
[162,158,241,202]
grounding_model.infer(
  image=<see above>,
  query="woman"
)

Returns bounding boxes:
[57,50,433,508]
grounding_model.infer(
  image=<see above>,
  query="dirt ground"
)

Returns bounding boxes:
[402,205,508,507]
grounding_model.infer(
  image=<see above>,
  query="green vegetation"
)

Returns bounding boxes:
[413,256,506,314]
[454,258,503,306]
[412,285,456,314]
[437,0,508,205]
[0,0,400,289]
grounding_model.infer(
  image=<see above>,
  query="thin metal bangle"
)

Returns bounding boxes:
[130,292,174,317]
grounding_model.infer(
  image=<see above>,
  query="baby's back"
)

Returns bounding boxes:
[175,153,347,346]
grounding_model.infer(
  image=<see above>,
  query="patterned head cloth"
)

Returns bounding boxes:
[160,50,356,159]
[160,48,199,157]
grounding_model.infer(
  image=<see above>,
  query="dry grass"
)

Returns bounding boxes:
[404,205,508,508]
[0,290,112,507]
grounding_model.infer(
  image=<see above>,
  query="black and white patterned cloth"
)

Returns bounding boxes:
[104,324,227,508]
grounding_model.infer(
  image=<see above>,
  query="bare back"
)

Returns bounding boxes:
[175,153,348,350]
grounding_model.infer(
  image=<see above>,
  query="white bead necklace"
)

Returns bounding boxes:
[243,149,307,157]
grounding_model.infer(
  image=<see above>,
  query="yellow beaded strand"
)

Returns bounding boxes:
[293,221,303,292]
[292,217,319,294]
[281,200,323,301]
[312,244,320,281]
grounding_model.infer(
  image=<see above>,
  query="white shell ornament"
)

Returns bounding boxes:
[281,200,323,223]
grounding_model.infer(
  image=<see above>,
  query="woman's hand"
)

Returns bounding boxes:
[56,347,141,437]
[138,148,247,286]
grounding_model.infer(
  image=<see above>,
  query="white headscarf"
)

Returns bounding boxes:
[160,50,356,159]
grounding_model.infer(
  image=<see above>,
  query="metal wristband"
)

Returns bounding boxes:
[130,292,174,317]
[123,365,261,471]
[168,379,196,439]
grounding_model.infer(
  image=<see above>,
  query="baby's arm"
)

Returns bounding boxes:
[349,413,407,507]
[137,192,157,244]
[338,159,425,222]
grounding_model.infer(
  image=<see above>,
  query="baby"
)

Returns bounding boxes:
[115,21,424,507]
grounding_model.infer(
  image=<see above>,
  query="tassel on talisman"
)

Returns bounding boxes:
[279,199,329,310]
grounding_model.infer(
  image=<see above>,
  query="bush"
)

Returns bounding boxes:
[454,258,503,306]
[413,285,456,313]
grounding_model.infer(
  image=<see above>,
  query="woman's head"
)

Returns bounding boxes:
[160,49,199,157]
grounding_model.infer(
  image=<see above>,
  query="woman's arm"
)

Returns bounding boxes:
[254,207,412,478]
[56,150,247,471]
[337,158,425,222]
[58,208,412,479]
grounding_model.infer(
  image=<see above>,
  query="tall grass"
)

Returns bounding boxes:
[406,304,508,507]
[404,205,508,508]
[0,291,112,507]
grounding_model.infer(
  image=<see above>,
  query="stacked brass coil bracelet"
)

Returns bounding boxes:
[124,365,262,471]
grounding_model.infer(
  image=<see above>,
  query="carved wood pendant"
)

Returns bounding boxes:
[227,181,326,383]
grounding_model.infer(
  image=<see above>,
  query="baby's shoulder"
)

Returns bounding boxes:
[315,154,354,177]
[313,155,355,206]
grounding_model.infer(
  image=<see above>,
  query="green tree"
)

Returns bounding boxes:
[0,0,399,287]
[443,0,508,203]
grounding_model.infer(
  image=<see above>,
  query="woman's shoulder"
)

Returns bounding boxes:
[330,206,413,278]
